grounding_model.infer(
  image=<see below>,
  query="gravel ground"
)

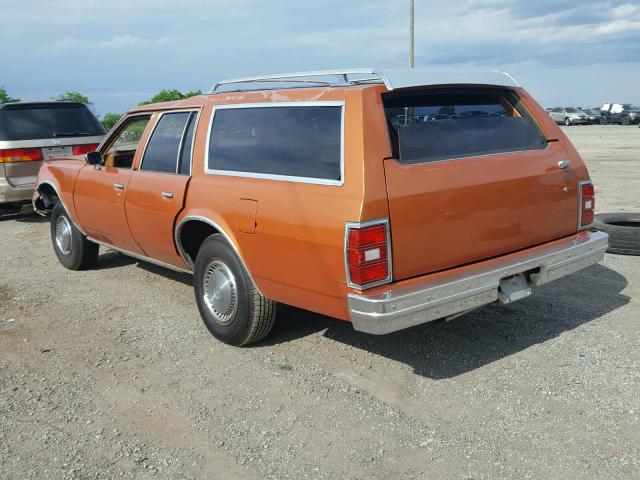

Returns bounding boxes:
[1,125,639,479]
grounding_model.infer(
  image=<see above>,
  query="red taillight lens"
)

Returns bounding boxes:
[73,143,99,155]
[346,221,391,288]
[0,148,43,163]
[580,181,595,227]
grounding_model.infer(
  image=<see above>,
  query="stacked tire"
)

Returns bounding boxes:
[594,213,640,255]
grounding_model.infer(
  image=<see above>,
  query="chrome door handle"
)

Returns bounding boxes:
[161,191,174,199]
[113,183,125,190]
[558,160,572,169]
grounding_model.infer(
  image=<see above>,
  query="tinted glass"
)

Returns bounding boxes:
[208,106,342,181]
[178,112,196,175]
[383,89,547,164]
[141,112,190,173]
[0,104,105,141]
[565,107,579,113]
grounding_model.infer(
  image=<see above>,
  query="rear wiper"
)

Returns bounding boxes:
[53,131,96,137]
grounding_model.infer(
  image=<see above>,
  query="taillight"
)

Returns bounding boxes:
[0,148,43,163]
[345,219,392,289]
[73,143,99,155]
[580,180,595,227]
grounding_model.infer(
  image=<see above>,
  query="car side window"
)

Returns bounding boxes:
[178,113,197,175]
[141,111,195,174]
[103,115,151,169]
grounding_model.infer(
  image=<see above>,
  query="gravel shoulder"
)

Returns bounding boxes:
[1,125,639,479]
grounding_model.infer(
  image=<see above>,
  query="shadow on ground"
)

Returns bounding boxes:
[264,263,629,379]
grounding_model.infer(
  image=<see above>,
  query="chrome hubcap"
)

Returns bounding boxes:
[202,259,238,325]
[55,216,73,255]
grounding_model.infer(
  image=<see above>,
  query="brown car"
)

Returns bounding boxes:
[33,69,608,346]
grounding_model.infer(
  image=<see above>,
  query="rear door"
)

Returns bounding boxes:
[125,110,198,267]
[382,87,579,280]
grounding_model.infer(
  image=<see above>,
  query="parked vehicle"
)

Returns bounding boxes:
[548,107,589,126]
[0,102,105,208]
[33,69,608,346]
[578,108,602,125]
[599,103,640,125]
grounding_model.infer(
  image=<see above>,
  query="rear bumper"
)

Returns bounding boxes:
[348,230,608,335]
[0,177,35,204]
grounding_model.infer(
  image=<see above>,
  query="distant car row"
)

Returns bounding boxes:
[546,103,640,126]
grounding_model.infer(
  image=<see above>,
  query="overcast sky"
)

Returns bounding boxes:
[2,0,639,115]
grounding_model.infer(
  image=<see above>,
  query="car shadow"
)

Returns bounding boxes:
[94,250,193,287]
[263,263,630,379]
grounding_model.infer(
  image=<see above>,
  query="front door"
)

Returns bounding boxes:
[74,114,152,253]
[125,110,198,267]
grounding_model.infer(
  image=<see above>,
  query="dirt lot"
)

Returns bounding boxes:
[1,125,639,479]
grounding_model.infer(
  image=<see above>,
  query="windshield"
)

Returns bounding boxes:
[622,104,638,110]
[0,104,105,141]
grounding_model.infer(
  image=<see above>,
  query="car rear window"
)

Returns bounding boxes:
[0,103,105,141]
[207,103,343,184]
[383,89,547,164]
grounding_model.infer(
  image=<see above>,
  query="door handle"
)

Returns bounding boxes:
[160,191,174,199]
[558,160,572,169]
[113,183,125,190]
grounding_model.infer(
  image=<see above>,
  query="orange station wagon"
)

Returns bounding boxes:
[33,69,608,346]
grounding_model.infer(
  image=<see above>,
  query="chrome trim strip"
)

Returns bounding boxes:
[32,181,87,235]
[578,179,593,230]
[0,136,105,149]
[87,237,192,274]
[344,218,393,290]
[204,101,345,187]
[347,230,608,335]
[174,215,262,294]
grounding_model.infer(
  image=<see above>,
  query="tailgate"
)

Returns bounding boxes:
[383,87,580,280]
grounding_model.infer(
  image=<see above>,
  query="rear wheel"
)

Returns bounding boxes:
[600,116,607,125]
[194,234,276,346]
[622,116,631,126]
[50,202,99,270]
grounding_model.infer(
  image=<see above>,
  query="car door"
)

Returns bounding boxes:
[550,108,560,123]
[125,110,199,267]
[74,114,152,253]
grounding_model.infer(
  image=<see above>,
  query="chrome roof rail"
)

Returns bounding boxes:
[211,69,392,93]
[210,68,519,94]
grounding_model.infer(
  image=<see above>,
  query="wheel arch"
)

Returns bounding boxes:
[175,215,261,292]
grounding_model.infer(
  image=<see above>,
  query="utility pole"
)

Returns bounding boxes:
[409,0,415,68]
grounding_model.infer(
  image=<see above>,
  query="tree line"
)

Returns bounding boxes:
[0,87,202,131]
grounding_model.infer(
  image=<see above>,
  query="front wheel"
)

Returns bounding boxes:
[564,118,572,126]
[50,202,99,270]
[194,234,276,346]
[622,116,631,126]
[600,117,607,125]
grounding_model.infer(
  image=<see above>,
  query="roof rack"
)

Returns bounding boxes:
[211,69,391,93]
[210,68,519,94]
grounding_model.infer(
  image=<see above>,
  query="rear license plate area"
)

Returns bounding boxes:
[42,146,72,160]
[498,273,532,305]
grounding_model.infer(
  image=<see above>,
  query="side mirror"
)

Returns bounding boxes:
[86,151,103,165]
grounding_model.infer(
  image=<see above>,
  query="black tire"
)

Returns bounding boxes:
[600,116,607,125]
[564,118,572,126]
[622,116,631,126]
[50,202,99,269]
[594,213,640,256]
[193,234,276,346]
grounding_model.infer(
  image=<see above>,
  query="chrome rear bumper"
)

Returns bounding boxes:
[348,230,608,335]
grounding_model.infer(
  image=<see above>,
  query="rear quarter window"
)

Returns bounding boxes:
[206,102,343,184]
[383,89,547,164]
[0,104,105,141]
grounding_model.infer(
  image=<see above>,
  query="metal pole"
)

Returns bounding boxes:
[409,0,415,68]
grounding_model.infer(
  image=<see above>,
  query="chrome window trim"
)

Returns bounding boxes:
[139,109,201,176]
[204,101,345,186]
[174,215,262,294]
[87,237,192,274]
[578,179,593,230]
[32,180,87,235]
[344,218,393,290]
[0,136,105,150]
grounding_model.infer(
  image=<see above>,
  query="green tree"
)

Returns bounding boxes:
[101,112,122,131]
[139,88,202,105]
[54,91,93,105]
[0,86,20,104]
